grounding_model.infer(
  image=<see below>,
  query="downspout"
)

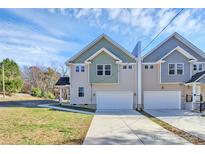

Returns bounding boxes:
[137,42,142,110]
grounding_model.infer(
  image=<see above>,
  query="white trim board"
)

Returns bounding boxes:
[143,32,205,61]
[66,34,136,65]
[157,46,197,63]
[85,47,122,63]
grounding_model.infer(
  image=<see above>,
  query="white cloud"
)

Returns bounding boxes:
[0,21,81,67]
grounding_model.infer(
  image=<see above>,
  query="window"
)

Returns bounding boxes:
[97,64,111,76]
[123,65,127,69]
[76,65,85,72]
[76,66,80,72]
[145,65,149,69]
[193,64,197,71]
[105,65,111,75]
[193,64,203,71]
[81,66,85,72]
[168,64,175,75]
[97,65,103,76]
[177,64,183,75]
[78,87,84,97]
[168,63,184,75]
[199,64,203,71]
[150,65,154,69]
[128,65,132,69]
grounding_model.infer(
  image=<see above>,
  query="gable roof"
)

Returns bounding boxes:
[186,71,205,84]
[55,77,70,86]
[85,47,122,63]
[143,32,205,61]
[157,46,197,63]
[66,34,136,64]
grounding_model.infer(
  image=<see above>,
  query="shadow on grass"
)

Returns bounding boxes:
[0,100,59,108]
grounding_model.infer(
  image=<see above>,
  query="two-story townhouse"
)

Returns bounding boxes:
[142,32,205,110]
[66,34,138,110]
[65,32,205,111]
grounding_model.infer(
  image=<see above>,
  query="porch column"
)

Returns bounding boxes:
[67,86,69,103]
[192,83,197,110]
[59,87,62,103]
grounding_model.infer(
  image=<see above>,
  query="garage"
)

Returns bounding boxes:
[96,91,133,110]
[144,91,181,109]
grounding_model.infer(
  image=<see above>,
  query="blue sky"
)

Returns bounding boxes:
[0,8,205,68]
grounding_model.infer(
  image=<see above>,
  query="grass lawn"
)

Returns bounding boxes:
[0,93,43,102]
[0,107,93,144]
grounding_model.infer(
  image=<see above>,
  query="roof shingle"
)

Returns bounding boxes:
[55,77,70,86]
[186,71,205,83]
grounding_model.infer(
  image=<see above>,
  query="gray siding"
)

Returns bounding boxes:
[72,37,136,63]
[89,52,118,83]
[161,50,190,83]
[198,76,205,83]
[143,36,205,62]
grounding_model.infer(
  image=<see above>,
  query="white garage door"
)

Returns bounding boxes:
[144,91,181,109]
[96,91,133,110]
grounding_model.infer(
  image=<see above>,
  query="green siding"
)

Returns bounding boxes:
[73,37,135,63]
[89,52,118,83]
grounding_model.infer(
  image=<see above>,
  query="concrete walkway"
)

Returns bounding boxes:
[145,109,205,141]
[83,110,191,145]
[38,104,94,115]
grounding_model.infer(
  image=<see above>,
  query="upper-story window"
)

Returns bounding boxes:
[128,65,132,69]
[145,64,153,69]
[76,66,80,72]
[168,63,184,75]
[168,64,175,75]
[105,65,111,75]
[97,65,103,75]
[177,64,183,75]
[145,65,149,69]
[122,64,132,69]
[193,64,203,71]
[97,64,111,76]
[75,65,85,72]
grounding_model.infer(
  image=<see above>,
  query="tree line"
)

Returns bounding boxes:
[0,58,67,99]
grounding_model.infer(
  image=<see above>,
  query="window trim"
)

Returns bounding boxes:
[78,87,85,97]
[104,64,112,76]
[193,63,203,71]
[81,65,85,72]
[168,63,176,75]
[96,64,112,76]
[123,65,127,69]
[128,64,133,69]
[199,64,203,71]
[96,64,104,76]
[75,65,85,72]
[176,63,184,75]
[168,63,184,75]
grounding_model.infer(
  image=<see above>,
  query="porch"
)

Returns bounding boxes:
[185,71,205,112]
[55,77,70,103]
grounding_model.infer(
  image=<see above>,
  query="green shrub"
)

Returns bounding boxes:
[42,91,55,99]
[31,87,42,97]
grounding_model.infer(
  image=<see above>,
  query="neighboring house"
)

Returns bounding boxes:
[66,32,205,111]
[142,32,205,110]
[55,77,70,103]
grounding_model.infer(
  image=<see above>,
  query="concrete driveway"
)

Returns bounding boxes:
[83,110,191,145]
[145,109,205,141]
